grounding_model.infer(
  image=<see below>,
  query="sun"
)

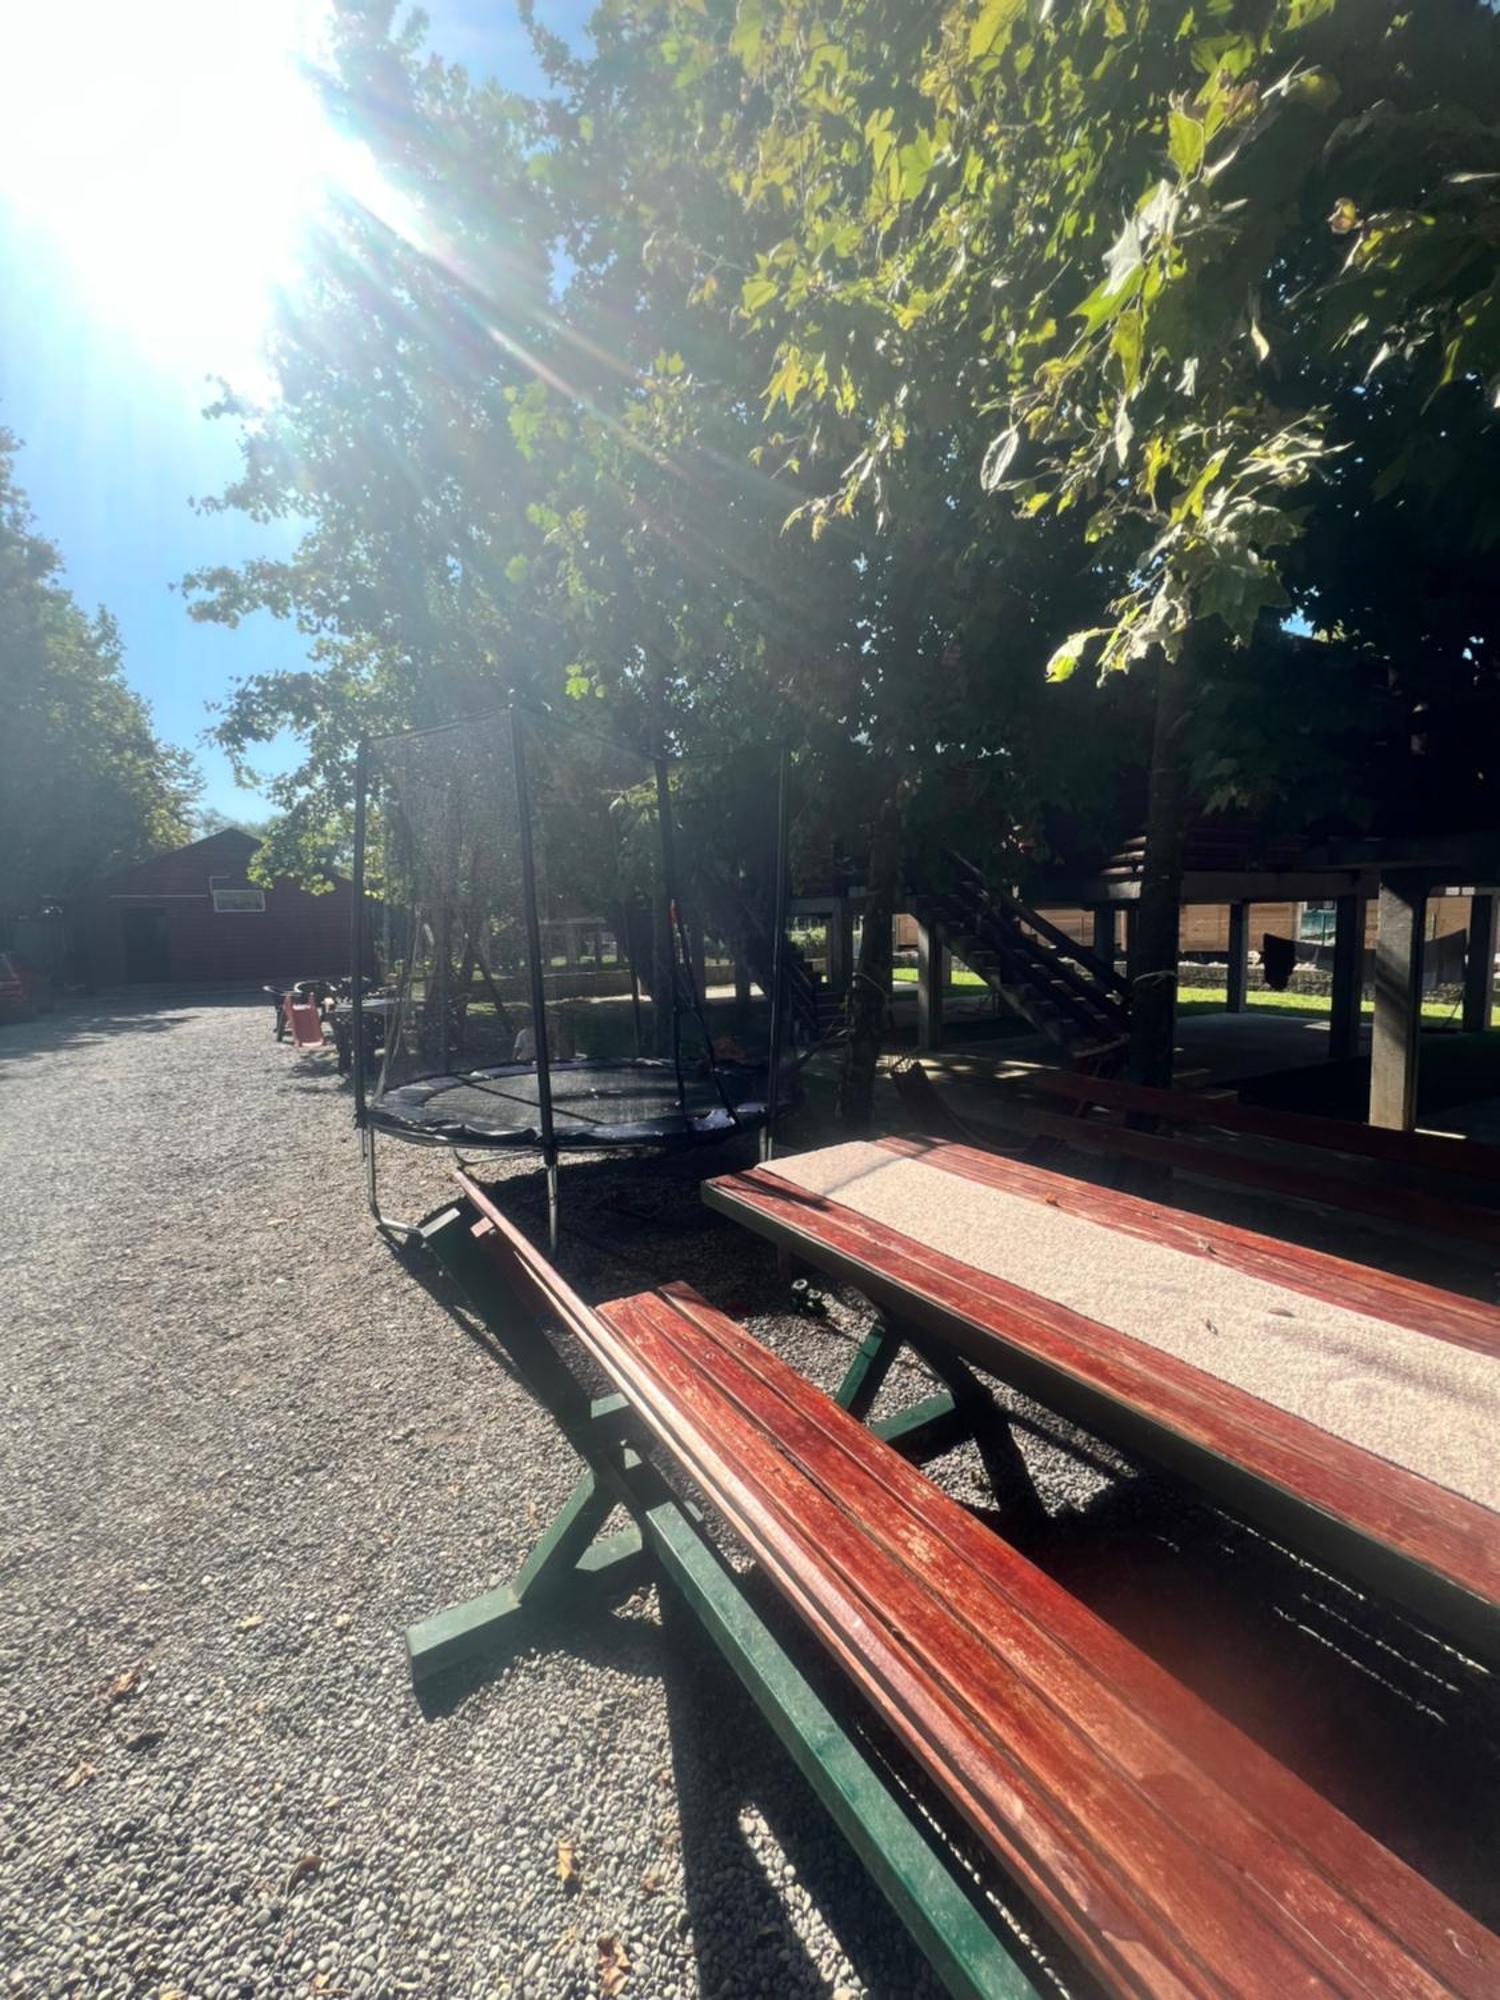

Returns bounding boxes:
[0,0,360,390]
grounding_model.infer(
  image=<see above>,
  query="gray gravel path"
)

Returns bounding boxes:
[2,995,1496,1999]
[0,996,965,2000]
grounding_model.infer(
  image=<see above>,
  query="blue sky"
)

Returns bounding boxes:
[0,1,586,820]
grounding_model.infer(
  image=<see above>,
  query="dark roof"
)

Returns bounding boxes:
[87,827,261,896]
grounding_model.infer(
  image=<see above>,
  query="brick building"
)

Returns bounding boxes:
[74,829,355,988]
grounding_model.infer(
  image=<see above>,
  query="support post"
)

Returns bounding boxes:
[1462,893,1498,1033]
[828,898,853,994]
[1225,902,1249,1014]
[350,738,370,1129]
[1370,873,1427,1131]
[1328,892,1366,1062]
[916,919,945,1053]
[1090,906,1116,967]
[512,711,559,1249]
[762,748,791,1161]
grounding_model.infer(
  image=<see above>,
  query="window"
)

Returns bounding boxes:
[212,888,265,914]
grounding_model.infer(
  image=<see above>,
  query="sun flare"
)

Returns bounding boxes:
[0,0,364,388]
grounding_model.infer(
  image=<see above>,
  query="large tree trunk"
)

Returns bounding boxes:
[837,793,901,1128]
[1127,643,1194,1088]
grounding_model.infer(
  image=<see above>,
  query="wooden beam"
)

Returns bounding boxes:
[1225,902,1249,1013]
[916,918,945,1052]
[1463,893,1498,1033]
[1328,892,1366,1063]
[1370,873,1427,1131]
[1089,906,1116,964]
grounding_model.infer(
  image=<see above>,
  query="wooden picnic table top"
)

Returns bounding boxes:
[705,1136,1500,1659]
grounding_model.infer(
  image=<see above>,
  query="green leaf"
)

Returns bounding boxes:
[742,275,779,314]
[1168,108,1204,179]
[1045,629,1108,682]
[969,0,1024,62]
[1113,308,1145,394]
[729,0,765,68]
[897,130,935,204]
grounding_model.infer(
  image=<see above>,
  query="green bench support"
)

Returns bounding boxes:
[405,1199,1048,2000]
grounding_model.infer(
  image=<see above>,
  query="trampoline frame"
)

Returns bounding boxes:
[350,708,793,1247]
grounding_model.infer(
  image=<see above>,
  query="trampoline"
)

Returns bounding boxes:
[350,708,804,1242]
[370,1056,776,1148]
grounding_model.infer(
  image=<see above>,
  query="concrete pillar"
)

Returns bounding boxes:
[1090,906,1117,966]
[916,918,945,1052]
[1328,892,1366,1062]
[1225,902,1249,1013]
[1369,873,1427,1130]
[1462,893,1498,1033]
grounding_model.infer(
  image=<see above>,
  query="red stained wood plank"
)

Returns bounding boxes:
[1023,1069,1500,1187]
[874,1136,1500,1361]
[594,1283,1499,1998]
[704,1167,1500,1647]
[1003,1105,1500,1250]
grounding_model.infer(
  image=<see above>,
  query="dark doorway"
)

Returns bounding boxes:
[122,907,172,982]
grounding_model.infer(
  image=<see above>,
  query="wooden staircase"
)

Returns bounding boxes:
[908,850,1129,1058]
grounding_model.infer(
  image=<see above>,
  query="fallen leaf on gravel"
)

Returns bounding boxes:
[125,1727,164,1752]
[596,1934,630,1995]
[237,1614,266,1632]
[60,1760,96,1791]
[284,1851,322,1893]
[639,1870,662,1896]
[102,1665,141,1707]
[557,1837,580,1886]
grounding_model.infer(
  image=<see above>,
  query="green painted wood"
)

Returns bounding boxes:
[406,1582,523,1681]
[834,1319,903,1419]
[871,1390,962,1460]
[510,1471,614,1602]
[406,1505,647,1683]
[640,1493,1046,2000]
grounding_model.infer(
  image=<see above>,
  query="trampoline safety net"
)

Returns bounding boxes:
[354,710,799,1150]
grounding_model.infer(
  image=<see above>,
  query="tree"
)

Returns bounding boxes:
[682,0,1500,1078]
[185,0,1112,1116]
[0,430,199,921]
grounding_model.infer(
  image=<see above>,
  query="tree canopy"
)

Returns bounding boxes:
[0,430,199,921]
[187,0,1500,881]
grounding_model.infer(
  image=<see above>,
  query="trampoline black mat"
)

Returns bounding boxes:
[369,1057,777,1147]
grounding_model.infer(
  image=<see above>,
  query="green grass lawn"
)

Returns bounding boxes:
[892,964,989,990]
[1176,985,1491,1026]
[891,964,1492,1027]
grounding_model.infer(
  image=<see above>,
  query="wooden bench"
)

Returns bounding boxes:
[1009,1068,1500,1251]
[406,1171,1499,1999]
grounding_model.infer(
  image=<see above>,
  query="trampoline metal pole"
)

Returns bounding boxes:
[511,709,560,1252]
[654,756,689,1119]
[351,738,370,1132]
[763,747,791,1162]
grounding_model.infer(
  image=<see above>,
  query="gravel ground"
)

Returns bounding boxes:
[2,994,1496,2000]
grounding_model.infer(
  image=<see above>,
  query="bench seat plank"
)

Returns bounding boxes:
[594,1282,1498,1999]
[704,1154,1500,1657]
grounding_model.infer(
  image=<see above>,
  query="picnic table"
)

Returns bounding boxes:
[705,1135,1500,1661]
[403,1160,1500,1997]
